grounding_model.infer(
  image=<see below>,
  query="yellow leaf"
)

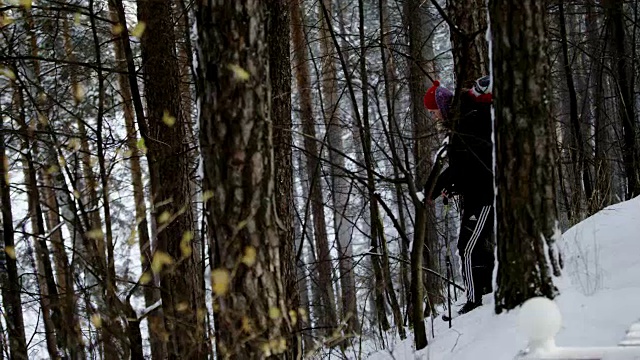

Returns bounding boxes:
[20,0,31,10]
[202,190,214,203]
[151,251,173,274]
[298,307,308,322]
[91,314,102,328]
[68,138,81,151]
[1,14,15,28]
[268,307,281,320]
[38,112,48,125]
[111,23,124,35]
[73,83,85,102]
[228,64,250,81]
[241,246,256,267]
[289,309,298,326]
[0,68,15,81]
[176,302,189,312]
[73,190,81,199]
[124,149,133,157]
[59,156,66,168]
[162,110,176,127]
[127,228,137,246]
[46,165,59,174]
[180,231,193,258]
[260,342,272,357]
[157,211,171,224]
[5,246,16,259]
[211,268,230,296]
[131,22,146,38]
[139,272,152,285]
[86,228,104,240]
[136,138,146,151]
[74,12,81,26]
[241,316,252,333]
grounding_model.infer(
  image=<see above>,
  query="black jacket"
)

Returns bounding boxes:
[432,91,494,206]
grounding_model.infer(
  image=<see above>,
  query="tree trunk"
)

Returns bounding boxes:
[380,0,411,319]
[290,0,339,336]
[448,0,490,90]
[268,0,301,356]
[138,0,207,357]
[0,95,28,360]
[319,0,360,336]
[107,4,166,358]
[604,0,639,199]
[490,0,562,313]
[197,1,295,357]
[405,0,442,321]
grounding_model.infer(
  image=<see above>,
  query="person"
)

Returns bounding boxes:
[423,77,495,316]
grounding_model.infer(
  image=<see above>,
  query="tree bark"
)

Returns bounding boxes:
[0,92,28,360]
[138,0,207,357]
[405,0,441,323]
[108,4,166,358]
[448,0,490,90]
[604,0,639,199]
[290,0,339,336]
[197,1,295,357]
[490,0,562,313]
[268,0,300,356]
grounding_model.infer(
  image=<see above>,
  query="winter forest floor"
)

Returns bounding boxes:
[350,196,640,360]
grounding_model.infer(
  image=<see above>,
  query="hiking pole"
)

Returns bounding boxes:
[446,253,452,328]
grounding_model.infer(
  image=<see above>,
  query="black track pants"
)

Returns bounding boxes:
[457,204,495,303]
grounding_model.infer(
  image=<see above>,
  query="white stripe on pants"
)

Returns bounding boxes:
[463,205,490,303]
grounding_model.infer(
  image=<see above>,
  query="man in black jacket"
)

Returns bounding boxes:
[423,77,495,315]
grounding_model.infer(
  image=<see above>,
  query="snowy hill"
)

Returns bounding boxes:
[367,196,640,359]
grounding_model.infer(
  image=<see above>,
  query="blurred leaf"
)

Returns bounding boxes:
[74,12,81,26]
[1,14,15,28]
[241,316,252,333]
[180,231,193,258]
[162,110,176,127]
[241,246,256,267]
[131,22,146,38]
[151,251,173,274]
[268,307,281,320]
[211,268,230,296]
[298,307,308,322]
[0,68,15,80]
[289,309,297,326]
[68,138,81,151]
[176,302,188,312]
[139,272,152,285]
[111,23,124,35]
[5,246,15,259]
[20,0,31,10]
[228,64,250,81]
[127,228,137,246]
[73,190,81,199]
[157,211,171,224]
[73,83,85,102]
[86,228,104,240]
[260,342,272,357]
[202,190,214,203]
[46,165,59,174]
[59,156,66,168]
[91,314,102,328]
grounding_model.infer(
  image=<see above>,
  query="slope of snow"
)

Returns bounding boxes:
[367,196,640,359]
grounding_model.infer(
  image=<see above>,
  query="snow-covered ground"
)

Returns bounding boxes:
[365,196,640,359]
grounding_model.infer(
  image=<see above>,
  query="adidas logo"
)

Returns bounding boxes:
[469,215,477,221]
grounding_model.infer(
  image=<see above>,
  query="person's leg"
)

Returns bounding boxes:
[470,205,495,297]
[458,205,492,304]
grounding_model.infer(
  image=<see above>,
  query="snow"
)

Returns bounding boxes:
[363,196,640,359]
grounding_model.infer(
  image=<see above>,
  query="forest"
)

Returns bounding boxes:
[0,0,639,359]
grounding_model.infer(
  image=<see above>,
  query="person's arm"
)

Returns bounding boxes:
[430,166,455,200]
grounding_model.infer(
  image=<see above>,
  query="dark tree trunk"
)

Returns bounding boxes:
[138,0,207,357]
[268,0,301,356]
[448,0,490,89]
[604,0,639,199]
[197,0,295,358]
[490,0,562,313]
[108,4,166,358]
[0,101,28,360]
